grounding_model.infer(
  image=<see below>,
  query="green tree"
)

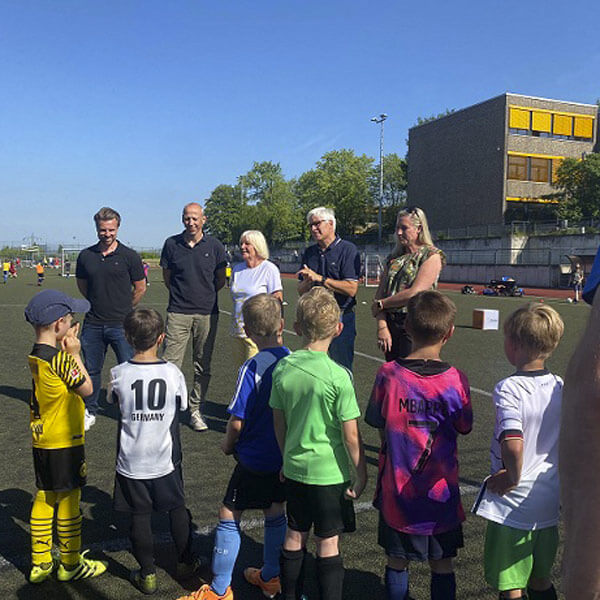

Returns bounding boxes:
[553,153,600,220]
[203,184,247,245]
[370,153,408,229]
[414,108,456,126]
[295,149,374,237]
[241,161,303,244]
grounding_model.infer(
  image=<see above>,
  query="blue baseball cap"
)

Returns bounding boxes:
[25,290,91,326]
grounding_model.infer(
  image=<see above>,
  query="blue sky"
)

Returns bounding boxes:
[1,0,598,247]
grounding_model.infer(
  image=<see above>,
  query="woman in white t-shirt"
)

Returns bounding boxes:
[230,230,283,369]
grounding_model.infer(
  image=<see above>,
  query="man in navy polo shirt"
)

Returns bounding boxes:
[160,202,227,432]
[297,206,361,371]
[76,207,146,430]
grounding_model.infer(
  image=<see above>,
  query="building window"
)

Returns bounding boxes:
[574,116,594,139]
[551,158,561,183]
[530,158,550,183]
[509,107,530,130]
[508,105,594,141]
[531,111,552,134]
[507,155,527,180]
[552,114,573,136]
[507,154,562,183]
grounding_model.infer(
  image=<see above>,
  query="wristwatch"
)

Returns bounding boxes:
[376,299,384,310]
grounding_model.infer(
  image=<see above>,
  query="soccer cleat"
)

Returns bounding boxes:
[56,550,107,581]
[176,555,209,579]
[84,410,96,431]
[189,411,208,432]
[130,569,157,595]
[29,562,53,584]
[175,584,233,600]
[244,567,281,598]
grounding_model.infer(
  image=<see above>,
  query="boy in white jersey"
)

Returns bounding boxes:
[109,308,197,595]
[473,303,564,600]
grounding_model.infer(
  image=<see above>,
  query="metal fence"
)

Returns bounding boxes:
[435,219,599,240]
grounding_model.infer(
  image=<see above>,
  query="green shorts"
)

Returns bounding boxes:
[484,521,558,591]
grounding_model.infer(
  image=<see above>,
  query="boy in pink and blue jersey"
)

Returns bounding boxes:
[365,291,472,600]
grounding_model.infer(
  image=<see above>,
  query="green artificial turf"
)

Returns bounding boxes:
[0,268,587,598]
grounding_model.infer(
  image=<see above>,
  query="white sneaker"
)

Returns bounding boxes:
[189,411,208,432]
[84,410,96,431]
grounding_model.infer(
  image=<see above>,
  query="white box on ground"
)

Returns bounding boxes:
[472,309,499,330]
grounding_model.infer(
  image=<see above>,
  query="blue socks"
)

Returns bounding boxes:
[211,519,241,596]
[385,566,409,600]
[431,572,456,600]
[261,513,287,581]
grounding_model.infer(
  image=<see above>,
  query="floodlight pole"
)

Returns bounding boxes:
[371,113,388,248]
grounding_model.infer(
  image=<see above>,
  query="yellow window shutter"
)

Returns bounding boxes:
[531,111,551,132]
[553,114,572,136]
[509,107,530,129]
[574,116,594,138]
[551,158,562,183]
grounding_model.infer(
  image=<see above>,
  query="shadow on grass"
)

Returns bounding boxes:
[0,488,32,572]
[0,385,30,404]
[202,400,228,433]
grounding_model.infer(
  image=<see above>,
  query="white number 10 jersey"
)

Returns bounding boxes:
[109,360,188,479]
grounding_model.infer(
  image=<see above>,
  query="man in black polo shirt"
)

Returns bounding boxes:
[297,206,361,371]
[160,202,227,431]
[76,207,146,430]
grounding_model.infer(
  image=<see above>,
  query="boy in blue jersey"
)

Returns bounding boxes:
[178,293,289,600]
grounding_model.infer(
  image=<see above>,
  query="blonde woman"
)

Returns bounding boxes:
[372,207,446,360]
[230,231,283,369]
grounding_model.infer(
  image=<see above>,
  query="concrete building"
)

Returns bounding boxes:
[407,93,598,231]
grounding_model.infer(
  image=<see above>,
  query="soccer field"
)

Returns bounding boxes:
[0,268,589,599]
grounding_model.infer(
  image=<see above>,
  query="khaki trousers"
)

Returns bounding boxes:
[163,312,219,413]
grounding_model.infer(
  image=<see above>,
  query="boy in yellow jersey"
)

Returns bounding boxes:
[25,290,107,584]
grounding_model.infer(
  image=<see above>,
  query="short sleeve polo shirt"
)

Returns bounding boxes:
[300,236,361,311]
[76,242,145,325]
[160,233,227,315]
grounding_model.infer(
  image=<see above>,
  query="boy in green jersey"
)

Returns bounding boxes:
[270,286,367,600]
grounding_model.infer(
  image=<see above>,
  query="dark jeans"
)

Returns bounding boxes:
[80,321,133,415]
[329,311,356,372]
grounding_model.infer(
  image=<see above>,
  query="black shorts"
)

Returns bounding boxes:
[222,462,286,511]
[113,466,186,514]
[33,446,87,492]
[377,513,464,561]
[285,478,355,539]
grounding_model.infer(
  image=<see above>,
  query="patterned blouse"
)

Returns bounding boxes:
[383,245,446,313]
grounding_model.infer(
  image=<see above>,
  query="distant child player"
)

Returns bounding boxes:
[179,293,290,600]
[473,303,564,600]
[109,308,197,595]
[36,262,45,286]
[270,286,367,600]
[24,289,107,584]
[3,259,9,283]
[365,291,472,600]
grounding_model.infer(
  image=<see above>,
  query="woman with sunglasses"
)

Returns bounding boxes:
[371,207,446,360]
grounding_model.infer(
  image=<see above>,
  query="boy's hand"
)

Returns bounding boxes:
[62,322,81,354]
[345,475,366,500]
[279,469,286,483]
[487,469,517,496]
